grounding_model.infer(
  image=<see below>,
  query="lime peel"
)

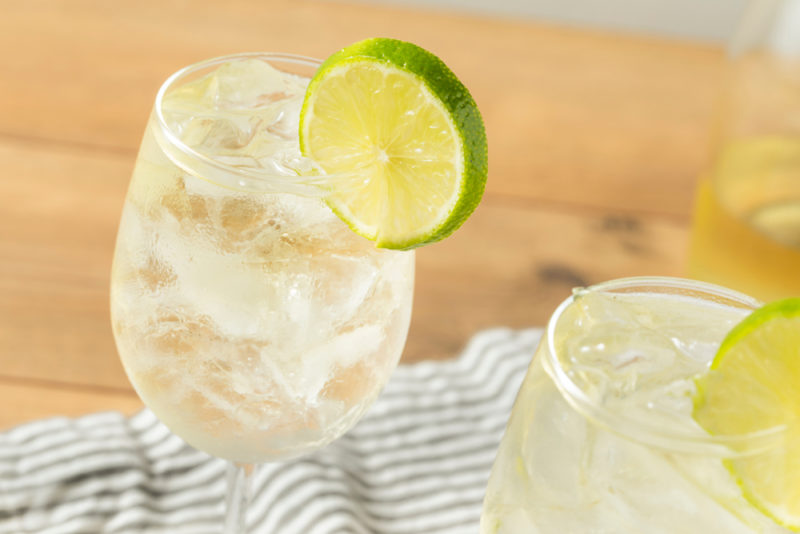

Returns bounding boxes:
[693,297,800,530]
[299,37,487,250]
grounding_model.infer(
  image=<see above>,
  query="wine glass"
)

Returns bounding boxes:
[481,277,788,532]
[110,53,415,532]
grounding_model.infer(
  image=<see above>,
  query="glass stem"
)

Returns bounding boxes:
[224,462,256,533]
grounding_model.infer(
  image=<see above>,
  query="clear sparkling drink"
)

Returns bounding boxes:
[111,56,414,464]
[481,278,790,533]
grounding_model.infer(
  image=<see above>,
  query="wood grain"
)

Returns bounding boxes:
[0,138,130,390]
[0,380,141,431]
[0,1,722,216]
[408,198,688,361]
[0,0,717,428]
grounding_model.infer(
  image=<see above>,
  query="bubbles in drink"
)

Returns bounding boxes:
[559,290,747,429]
[161,59,310,175]
[481,290,787,533]
[111,58,414,463]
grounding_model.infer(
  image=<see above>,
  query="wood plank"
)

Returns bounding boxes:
[0,138,132,390]
[0,199,688,426]
[406,197,689,361]
[0,136,689,389]
[0,0,722,217]
[0,2,702,427]
[0,379,142,431]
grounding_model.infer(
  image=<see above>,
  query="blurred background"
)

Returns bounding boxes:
[2,0,798,429]
[346,0,748,41]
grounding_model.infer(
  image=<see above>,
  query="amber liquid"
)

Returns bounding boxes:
[689,136,800,301]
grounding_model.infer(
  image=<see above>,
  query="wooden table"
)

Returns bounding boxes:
[0,1,724,430]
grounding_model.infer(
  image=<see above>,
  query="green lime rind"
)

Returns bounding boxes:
[711,298,800,370]
[693,298,800,414]
[299,37,487,250]
[693,297,800,531]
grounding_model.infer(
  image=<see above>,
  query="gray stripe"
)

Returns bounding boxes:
[0,328,540,534]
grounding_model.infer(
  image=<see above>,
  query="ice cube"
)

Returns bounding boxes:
[255,246,382,341]
[163,68,219,110]
[135,254,177,292]
[147,311,219,359]
[219,196,266,241]
[314,253,380,319]
[292,324,385,402]
[265,95,303,140]
[192,340,320,435]
[321,360,375,405]
[159,58,315,177]
[211,59,303,110]
[158,175,210,226]
[179,114,257,151]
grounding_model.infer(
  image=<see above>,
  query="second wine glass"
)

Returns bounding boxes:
[110,53,415,532]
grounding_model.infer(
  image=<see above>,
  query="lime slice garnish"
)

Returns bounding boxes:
[299,38,487,249]
[693,298,800,529]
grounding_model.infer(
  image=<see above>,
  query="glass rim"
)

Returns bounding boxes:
[152,52,329,194]
[543,276,787,456]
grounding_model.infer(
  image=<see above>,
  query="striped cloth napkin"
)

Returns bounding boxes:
[0,328,541,534]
